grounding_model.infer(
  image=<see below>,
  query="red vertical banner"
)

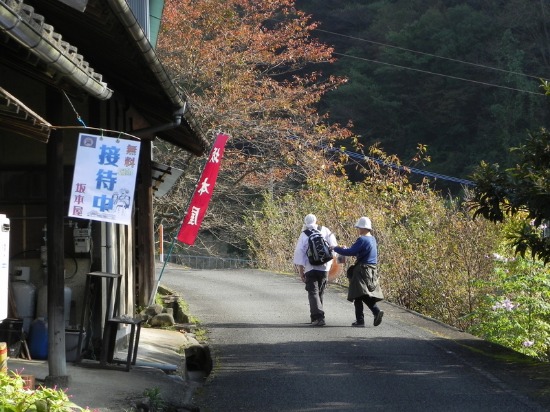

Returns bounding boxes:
[177,133,230,245]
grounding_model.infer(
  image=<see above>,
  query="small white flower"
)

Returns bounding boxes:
[502,298,515,311]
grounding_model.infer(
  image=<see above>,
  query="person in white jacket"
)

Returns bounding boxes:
[293,214,337,326]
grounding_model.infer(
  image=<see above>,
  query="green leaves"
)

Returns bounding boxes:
[468,257,550,361]
[469,161,509,223]
[470,128,550,263]
[0,371,85,412]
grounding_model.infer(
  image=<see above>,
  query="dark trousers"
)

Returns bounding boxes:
[305,270,327,321]
[354,295,380,322]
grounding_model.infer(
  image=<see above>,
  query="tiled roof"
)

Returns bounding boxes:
[0,0,112,99]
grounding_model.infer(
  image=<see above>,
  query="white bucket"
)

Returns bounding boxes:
[65,329,85,362]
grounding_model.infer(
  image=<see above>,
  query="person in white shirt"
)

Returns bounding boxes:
[293,214,337,326]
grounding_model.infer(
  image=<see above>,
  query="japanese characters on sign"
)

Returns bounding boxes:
[177,133,230,245]
[68,133,141,225]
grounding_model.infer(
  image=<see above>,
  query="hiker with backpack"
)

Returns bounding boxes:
[331,216,384,327]
[293,214,337,326]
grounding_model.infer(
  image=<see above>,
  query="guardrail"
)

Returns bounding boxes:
[158,254,257,270]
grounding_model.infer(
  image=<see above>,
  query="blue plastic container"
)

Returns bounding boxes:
[28,318,48,360]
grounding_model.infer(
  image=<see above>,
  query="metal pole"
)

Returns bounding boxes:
[147,236,176,306]
[159,224,164,263]
[147,136,219,306]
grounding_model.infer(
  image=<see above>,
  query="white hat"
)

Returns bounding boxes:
[304,214,317,228]
[354,216,372,230]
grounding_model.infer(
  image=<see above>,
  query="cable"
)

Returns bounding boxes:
[332,52,545,96]
[9,249,40,259]
[268,16,549,88]
[332,145,475,186]
[287,135,475,186]
[316,28,550,82]
[51,125,142,141]
[62,91,87,127]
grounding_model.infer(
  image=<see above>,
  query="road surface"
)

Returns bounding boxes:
[160,266,550,412]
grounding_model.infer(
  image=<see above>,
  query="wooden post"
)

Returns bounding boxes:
[45,87,68,387]
[137,140,155,306]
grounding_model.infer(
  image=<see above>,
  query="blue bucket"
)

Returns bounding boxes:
[28,318,48,360]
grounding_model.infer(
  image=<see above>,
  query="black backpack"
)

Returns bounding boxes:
[304,227,333,266]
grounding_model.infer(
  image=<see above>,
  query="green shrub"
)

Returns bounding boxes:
[248,146,548,362]
[0,371,86,411]
[467,256,550,362]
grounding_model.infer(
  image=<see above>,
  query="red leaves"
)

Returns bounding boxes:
[158,0,350,190]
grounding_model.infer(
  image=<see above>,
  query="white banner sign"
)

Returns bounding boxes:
[68,133,141,225]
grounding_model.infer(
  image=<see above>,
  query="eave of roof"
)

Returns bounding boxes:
[24,0,209,156]
[0,86,52,142]
[0,0,112,100]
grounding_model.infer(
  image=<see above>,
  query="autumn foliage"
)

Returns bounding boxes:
[157,0,351,251]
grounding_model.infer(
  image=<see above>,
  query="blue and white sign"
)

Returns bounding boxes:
[68,133,141,225]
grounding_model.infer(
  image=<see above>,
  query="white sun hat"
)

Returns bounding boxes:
[354,216,372,230]
[304,214,317,229]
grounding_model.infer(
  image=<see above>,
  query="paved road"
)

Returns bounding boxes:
[161,266,550,412]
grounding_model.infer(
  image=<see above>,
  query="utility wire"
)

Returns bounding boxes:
[316,28,550,82]
[271,17,529,185]
[329,144,475,186]
[333,52,546,96]
[288,136,475,186]
[270,16,549,88]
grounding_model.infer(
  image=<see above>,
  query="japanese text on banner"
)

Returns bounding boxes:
[68,133,141,225]
[177,133,229,245]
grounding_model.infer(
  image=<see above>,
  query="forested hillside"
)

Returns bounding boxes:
[296,0,550,189]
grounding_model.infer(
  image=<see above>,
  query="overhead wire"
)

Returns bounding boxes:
[305,20,546,183]
[276,15,544,186]
[270,15,549,89]
[315,28,550,82]
[307,23,549,95]
[329,144,475,186]
[287,135,475,186]
[332,52,546,96]
[309,29,487,184]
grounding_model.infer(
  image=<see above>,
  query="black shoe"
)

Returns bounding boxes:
[374,311,384,326]
[351,321,365,327]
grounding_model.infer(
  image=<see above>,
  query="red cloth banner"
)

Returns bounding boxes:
[177,133,230,245]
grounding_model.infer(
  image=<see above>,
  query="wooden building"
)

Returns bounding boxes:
[0,0,206,381]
